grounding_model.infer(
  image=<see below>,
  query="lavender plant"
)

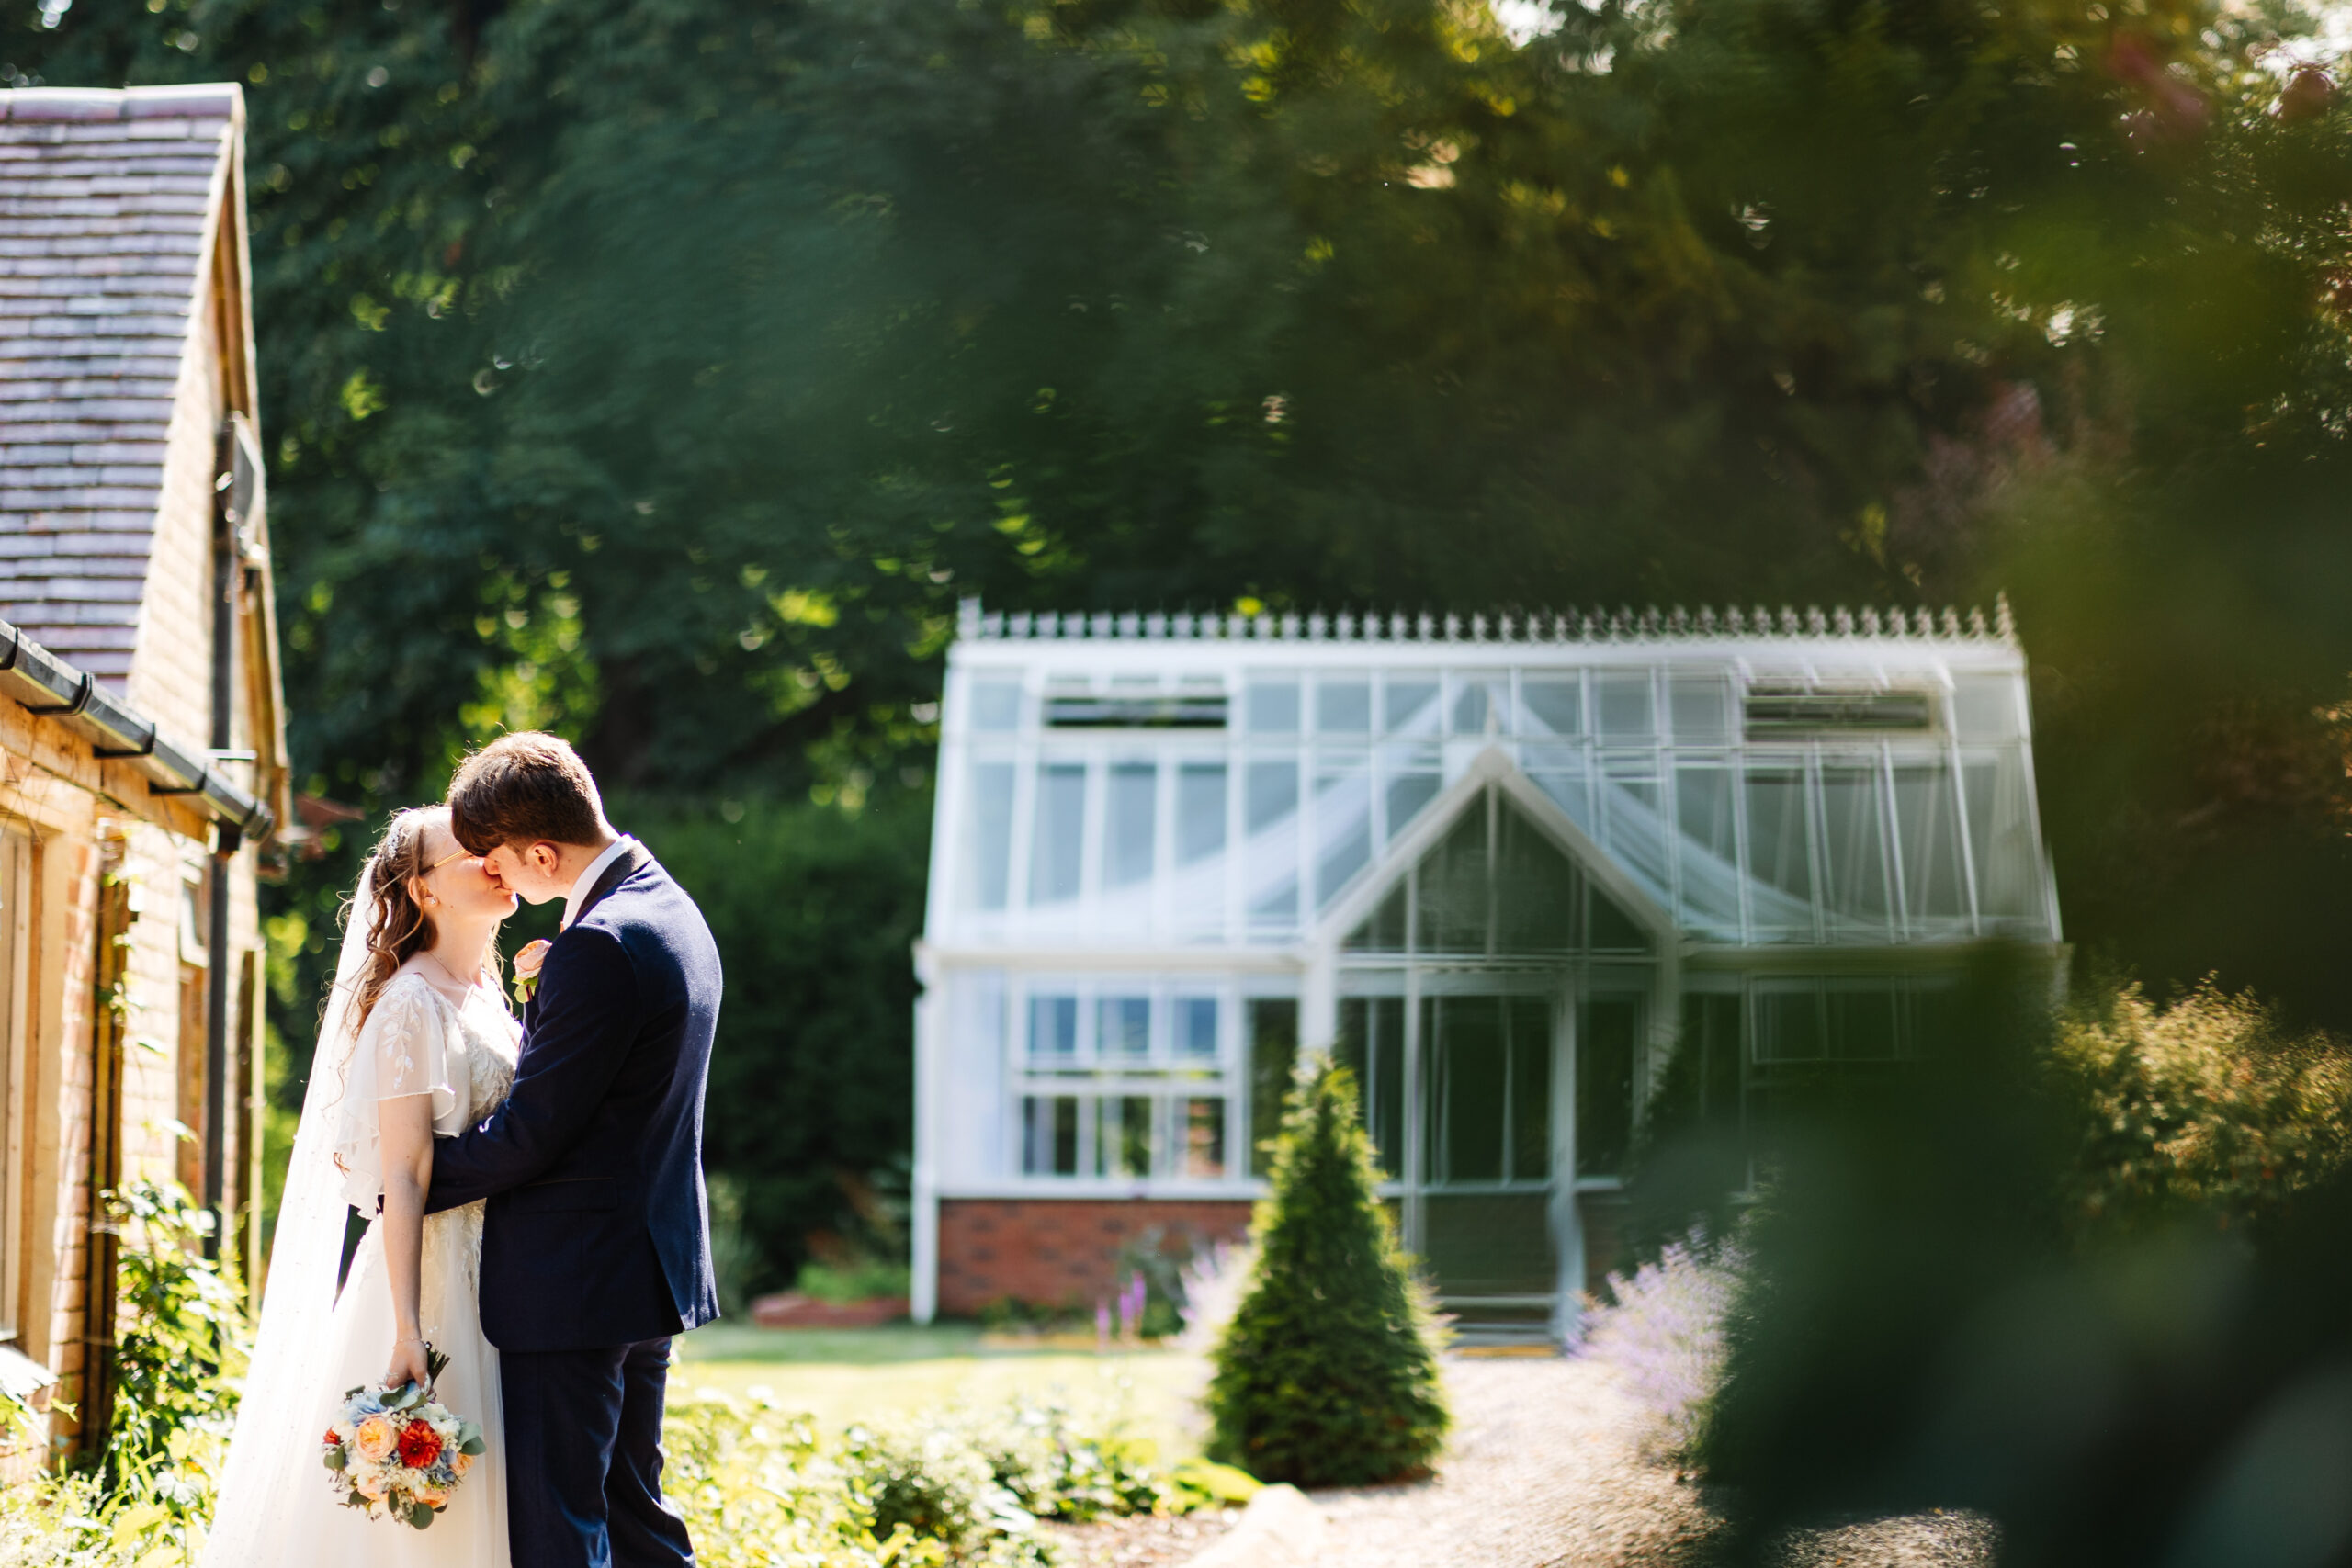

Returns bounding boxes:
[1577,1227,1747,1461]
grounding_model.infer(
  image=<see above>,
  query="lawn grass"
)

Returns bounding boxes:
[672,1321,1210,1457]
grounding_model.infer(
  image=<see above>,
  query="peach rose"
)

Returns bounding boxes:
[512,939,552,1004]
[355,1470,389,1501]
[453,1450,475,1478]
[415,1484,451,1508]
[353,1415,398,1463]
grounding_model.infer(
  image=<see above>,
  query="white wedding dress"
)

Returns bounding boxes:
[206,943,520,1568]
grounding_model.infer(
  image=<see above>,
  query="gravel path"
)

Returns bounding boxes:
[1043,1506,1240,1567]
[1298,1356,1996,1568]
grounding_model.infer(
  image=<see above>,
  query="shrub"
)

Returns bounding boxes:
[1577,1226,1747,1462]
[796,1259,913,1303]
[1205,1055,1449,1486]
[2052,977,2352,1236]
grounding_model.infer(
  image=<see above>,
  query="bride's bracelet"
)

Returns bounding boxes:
[394,1337,429,1349]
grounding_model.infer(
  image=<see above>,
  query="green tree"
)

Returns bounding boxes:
[1207,1056,1449,1486]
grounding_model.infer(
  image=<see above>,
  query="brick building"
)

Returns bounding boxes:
[0,85,286,1460]
[912,599,2059,1341]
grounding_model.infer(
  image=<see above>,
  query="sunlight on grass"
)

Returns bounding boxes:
[673,1322,1209,1456]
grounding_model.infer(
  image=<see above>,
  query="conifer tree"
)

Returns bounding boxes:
[1207,1055,1449,1486]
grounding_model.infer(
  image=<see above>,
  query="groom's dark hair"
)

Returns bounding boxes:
[447,731,606,853]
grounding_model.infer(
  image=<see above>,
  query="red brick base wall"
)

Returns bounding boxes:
[937,1198,1254,1317]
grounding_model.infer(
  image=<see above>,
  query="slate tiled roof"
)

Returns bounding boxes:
[0,85,239,683]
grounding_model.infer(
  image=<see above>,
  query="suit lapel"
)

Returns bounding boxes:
[520,844,652,1041]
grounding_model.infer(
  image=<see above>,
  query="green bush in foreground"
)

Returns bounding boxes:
[1207,1056,1449,1486]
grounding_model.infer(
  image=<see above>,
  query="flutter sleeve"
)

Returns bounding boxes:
[334,976,457,1209]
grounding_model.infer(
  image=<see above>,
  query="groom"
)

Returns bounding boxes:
[428,731,723,1568]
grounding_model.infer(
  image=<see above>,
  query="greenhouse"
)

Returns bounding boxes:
[910,600,2060,1338]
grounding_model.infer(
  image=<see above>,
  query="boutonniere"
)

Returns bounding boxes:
[511,940,551,1007]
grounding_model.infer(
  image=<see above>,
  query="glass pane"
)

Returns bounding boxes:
[1104,762,1156,889]
[1669,676,1731,741]
[1452,672,1508,737]
[1247,682,1300,734]
[966,761,1014,910]
[1495,803,1577,953]
[971,680,1023,731]
[1597,672,1656,739]
[1029,995,1078,1061]
[1576,997,1639,1177]
[1099,996,1150,1060]
[1181,1098,1227,1177]
[1346,882,1408,953]
[1510,998,1552,1182]
[1175,997,1219,1059]
[1315,760,1374,908]
[1589,884,1648,950]
[1524,745,1593,835]
[1100,1097,1153,1177]
[1246,759,1297,832]
[1964,753,2041,921]
[1176,763,1227,865]
[1429,998,1507,1184]
[1023,1096,1079,1175]
[1520,678,1581,738]
[1600,765,1672,905]
[1248,998,1299,1178]
[1384,677,1442,735]
[1030,763,1086,905]
[1893,763,1967,919]
[1951,675,2019,740]
[1317,680,1371,734]
[1673,765,1741,934]
[1383,764,1442,844]
[1828,988,1901,1060]
[1416,806,1491,954]
[1336,996,1407,1178]
[1245,760,1300,926]
[1754,989,1824,1062]
[1742,765,1815,929]
[1819,763,1892,927]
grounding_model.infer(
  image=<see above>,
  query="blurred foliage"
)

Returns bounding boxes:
[2053,976,2352,1236]
[1701,955,2352,1564]
[627,795,925,1292]
[100,1181,248,1545]
[1207,1057,1449,1485]
[19,0,2352,1274]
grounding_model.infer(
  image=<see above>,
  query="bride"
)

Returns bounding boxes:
[205,806,522,1565]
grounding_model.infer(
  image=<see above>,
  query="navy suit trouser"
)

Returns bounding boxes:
[502,1337,695,1568]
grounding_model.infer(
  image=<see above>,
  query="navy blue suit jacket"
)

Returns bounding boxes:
[427,845,724,1352]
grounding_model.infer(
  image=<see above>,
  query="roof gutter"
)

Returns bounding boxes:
[0,620,274,847]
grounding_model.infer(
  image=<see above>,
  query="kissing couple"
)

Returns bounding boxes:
[205,732,724,1568]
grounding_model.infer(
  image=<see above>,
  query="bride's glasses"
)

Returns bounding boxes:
[425,847,475,873]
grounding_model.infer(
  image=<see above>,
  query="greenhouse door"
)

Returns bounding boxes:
[1340,985,1566,1342]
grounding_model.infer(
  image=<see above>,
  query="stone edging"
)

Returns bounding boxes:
[1182,1484,1327,1568]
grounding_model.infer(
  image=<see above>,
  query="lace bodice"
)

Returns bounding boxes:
[370,973,520,1128]
[334,971,520,1210]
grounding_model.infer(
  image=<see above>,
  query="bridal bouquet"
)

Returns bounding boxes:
[322,1353,487,1529]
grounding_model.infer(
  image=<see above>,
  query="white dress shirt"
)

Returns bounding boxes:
[560,835,638,930]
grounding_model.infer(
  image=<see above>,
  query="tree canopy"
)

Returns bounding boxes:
[17,0,2352,1268]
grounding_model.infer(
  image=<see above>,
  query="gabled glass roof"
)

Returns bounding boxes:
[933,599,2059,950]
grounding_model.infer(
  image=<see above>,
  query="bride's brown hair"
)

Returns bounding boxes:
[345,806,502,1037]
